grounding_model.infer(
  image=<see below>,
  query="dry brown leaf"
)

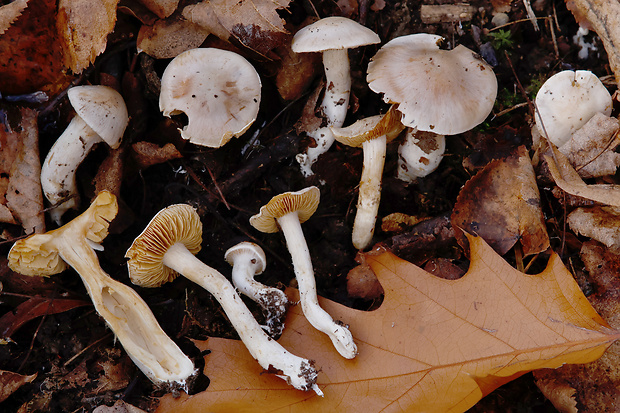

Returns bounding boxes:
[137,16,210,59]
[183,0,291,56]
[136,0,179,19]
[0,108,45,234]
[533,371,578,413]
[0,370,36,403]
[452,145,550,256]
[57,0,120,73]
[155,234,618,413]
[559,112,620,178]
[544,144,620,206]
[534,241,620,411]
[567,206,620,248]
[131,141,182,169]
[565,0,620,89]
[94,400,148,413]
[0,0,28,35]
[0,0,73,95]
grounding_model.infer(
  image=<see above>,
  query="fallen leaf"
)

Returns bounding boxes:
[544,144,620,206]
[567,206,620,248]
[136,0,179,19]
[137,16,211,59]
[0,296,89,338]
[0,370,37,403]
[131,141,182,169]
[155,234,619,413]
[559,112,620,178]
[0,0,28,35]
[183,0,291,56]
[452,146,550,256]
[0,107,45,234]
[94,400,148,413]
[565,0,620,89]
[57,0,120,73]
[534,241,620,411]
[533,371,578,413]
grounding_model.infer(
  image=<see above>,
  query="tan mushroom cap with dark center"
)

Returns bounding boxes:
[9,191,118,277]
[125,204,202,288]
[331,106,405,147]
[367,33,497,135]
[292,16,380,53]
[250,186,320,233]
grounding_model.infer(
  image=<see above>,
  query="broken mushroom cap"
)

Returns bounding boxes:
[367,33,497,135]
[331,105,405,147]
[534,70,613,147]
[41,85,128,224]
[159,48,262,148]
[291,16,381,53]
[249,186,320,234]
[126,204,202,288]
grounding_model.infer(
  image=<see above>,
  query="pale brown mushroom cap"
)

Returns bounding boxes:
[250,187,320,233]
[159,48,262,148]
[331,106,405,147]
[224,242,267,274]
[367,33,497,135]
[292,16,380,53]
[68,85,128,149]
[8,191,118,277]
[125,204,202,288]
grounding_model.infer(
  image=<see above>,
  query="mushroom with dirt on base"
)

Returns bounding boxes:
[250,186,357,359]
[225,241,288,337]
[125,204,322,395]
[8,191,196,386]
[41,85,129,224]
[291,17,381,177]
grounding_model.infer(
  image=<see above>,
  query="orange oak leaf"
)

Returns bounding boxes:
[156,235,619,413]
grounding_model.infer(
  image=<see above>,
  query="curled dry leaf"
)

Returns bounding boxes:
[131,141,182,169]
[544,144,620,207]
[0,108,45,234]
[57,0,120,73]
[565,0,620,89]
[137,17,210,59]
[533,371,578,413]
[0,0,28,35]
[452,145,550,256]
[93,400,148,413]
[559,112,620,178]
[567,206,620,248]
[155,234,618,413]
[183,0,291,56]
[534,241,620,411]
[136,0,179,19]
[0,370,37,403]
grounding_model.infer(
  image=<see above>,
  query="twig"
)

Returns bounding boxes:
[18,288,57,371]
[522,0,540,31]
[63,333,113,367]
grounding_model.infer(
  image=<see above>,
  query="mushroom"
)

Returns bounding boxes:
[224,241,288,337]
[397,130,446,183]
[41,85,128,224]
[330,107,405,249]
[8,191,195,386]
[159,48,261,148]
[292,17,380,176]
[125,204,321,395]
[250,186,357,359]
[534,70,613,147]
[366,33,497,180]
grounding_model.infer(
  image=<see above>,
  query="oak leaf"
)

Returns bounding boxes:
[183,0,291,56]
[155,235,619,413]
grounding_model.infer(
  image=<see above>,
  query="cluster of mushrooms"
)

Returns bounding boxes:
[28,15,615,395]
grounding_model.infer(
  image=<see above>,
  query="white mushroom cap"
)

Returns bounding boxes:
[159,48,262,148]
[224,241,267,274]
[67,85,128,148]
[534,70,613,147]
[367,33,497,135]
[292,17,380,53]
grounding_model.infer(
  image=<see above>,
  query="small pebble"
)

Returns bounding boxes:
[492,12,510,27]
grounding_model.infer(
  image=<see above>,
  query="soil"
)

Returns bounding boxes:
[0,0,614,411]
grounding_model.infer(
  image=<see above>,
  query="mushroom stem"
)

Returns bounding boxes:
[321,49,351,126]
[276,212,358,359]
[230,253,288,337]
[162,242,322,395]
[57,241,194,383]
[41,116,100,224]
[353,135,387,250]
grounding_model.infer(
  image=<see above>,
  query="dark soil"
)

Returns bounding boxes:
[0,0,614,411]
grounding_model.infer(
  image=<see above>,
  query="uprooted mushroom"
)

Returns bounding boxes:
[8,191,196,386]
